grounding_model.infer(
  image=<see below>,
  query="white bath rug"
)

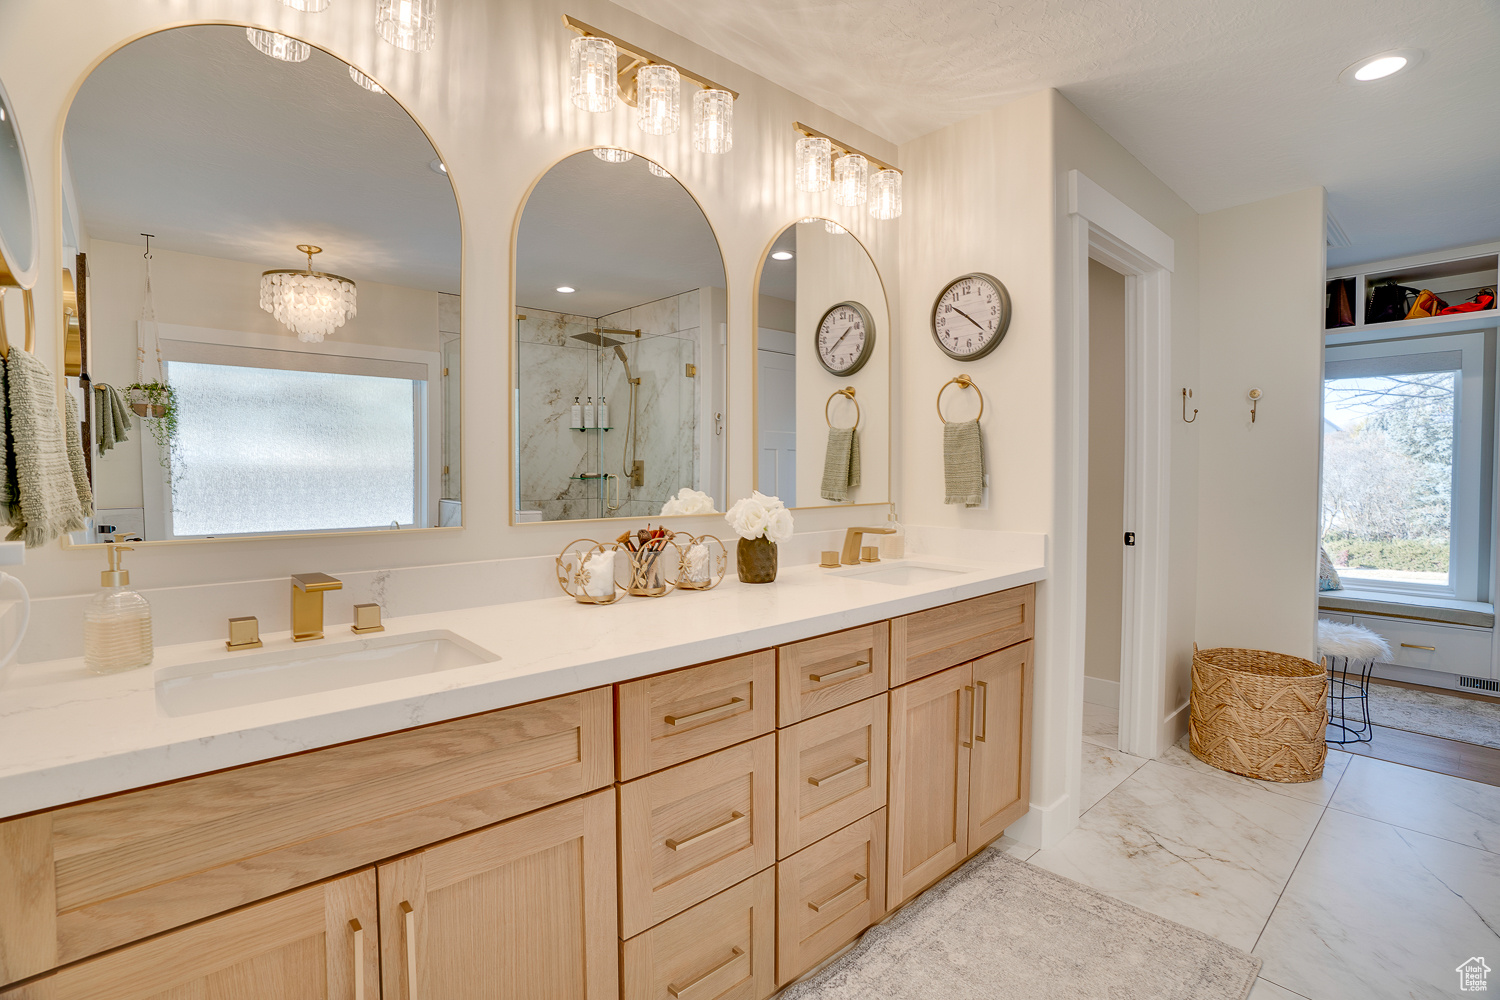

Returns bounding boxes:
[778,845,1259,1000]
[1367,681,1500,748]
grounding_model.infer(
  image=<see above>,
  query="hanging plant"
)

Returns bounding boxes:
[126,380,180,469]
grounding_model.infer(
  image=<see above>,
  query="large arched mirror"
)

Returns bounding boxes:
[0,72,40,348]
[754,219,890,507]
[62,25,462,542]
[513,150,727,522]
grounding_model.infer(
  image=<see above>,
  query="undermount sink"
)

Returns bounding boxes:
[155,630,497,717]
[831,561,975,586]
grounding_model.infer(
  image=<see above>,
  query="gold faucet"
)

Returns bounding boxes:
[841,526,897,565]
[291,573,342,641]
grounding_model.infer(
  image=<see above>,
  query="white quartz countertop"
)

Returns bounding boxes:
[0,555,1044,818]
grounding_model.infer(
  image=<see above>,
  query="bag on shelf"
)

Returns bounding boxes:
[1325,278,1355,328]
[1366,282,1417,323]
[1406,289,1449,319]
[1438,288,1496,315]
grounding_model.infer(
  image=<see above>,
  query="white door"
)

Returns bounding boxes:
[757,345,795,497]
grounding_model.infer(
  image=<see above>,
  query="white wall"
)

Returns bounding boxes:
[1195,187,1326,659]
[0,0,899,613]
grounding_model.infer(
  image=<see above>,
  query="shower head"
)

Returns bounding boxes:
[568,331,623,348]
[613,343,639,383]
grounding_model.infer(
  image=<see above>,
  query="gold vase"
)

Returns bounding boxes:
[736,537,777,584]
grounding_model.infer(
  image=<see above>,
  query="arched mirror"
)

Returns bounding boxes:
[513,150,727,522]
[0,72,40,348]
[754,219,890,507]
[62,25,462,542]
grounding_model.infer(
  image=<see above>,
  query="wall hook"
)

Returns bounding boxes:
[1248,387,1263,423]
[140,233,155,260]
[1181,388,1197,423]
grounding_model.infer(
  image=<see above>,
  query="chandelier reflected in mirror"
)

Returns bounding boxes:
[259,245,358,343]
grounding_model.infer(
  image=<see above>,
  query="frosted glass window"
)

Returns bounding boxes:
[166,361,418,536]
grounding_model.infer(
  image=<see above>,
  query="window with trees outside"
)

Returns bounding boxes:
[1321,331,1491,600]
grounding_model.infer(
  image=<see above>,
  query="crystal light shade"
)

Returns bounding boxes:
[647,161,671,178]
[348,67,385,93]
[833,154,868,207]
[279,0,330,10]
[260,248,357,343]
[869,168,902,220]
[795,136,832,193]
[635,65,680,135]
[376,0,436,52]
[570,36,618,112]
[593,147,634,163]
[824,220,848,236]
[693,89,734,154]
[246,29,310,63]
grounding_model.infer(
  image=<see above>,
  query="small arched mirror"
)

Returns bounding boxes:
[513,151,727,522]
[754,219,890,507]
[0,72,40,346]
[62,25,462,542]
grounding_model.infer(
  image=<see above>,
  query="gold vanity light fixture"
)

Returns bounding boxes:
[246,28,311,63]
[279,0,330,10]
[259,245,357,343]
[348,67,385,93]
[564,16,738,153]
[647,161,671,178]
[792,123,903,220]
[377,0,437,52]
[594,148,634,164]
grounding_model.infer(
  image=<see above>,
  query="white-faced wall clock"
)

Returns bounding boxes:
[816,300,876,376]
[932,272,1011,361]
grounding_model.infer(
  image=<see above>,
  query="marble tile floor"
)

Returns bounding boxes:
[1036,703,1500,999]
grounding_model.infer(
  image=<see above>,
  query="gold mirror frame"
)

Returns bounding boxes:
[57,22,467,549]
[750,218,894,511]
[507,149,730,527]
[0,73,40,292]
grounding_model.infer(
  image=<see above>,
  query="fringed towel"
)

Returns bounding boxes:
[820,426,861,503]
[943,418,984,507]
[93,383,132,454]
[64,390,94,520]
[4,349,88,547]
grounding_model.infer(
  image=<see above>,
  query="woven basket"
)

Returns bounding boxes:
[1188,645,1328,783]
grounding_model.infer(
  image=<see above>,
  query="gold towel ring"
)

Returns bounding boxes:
[826,386,860,429]
[0,287,36,359]
[937,374,983,424]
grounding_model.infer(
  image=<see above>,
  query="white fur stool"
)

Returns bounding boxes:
[1317,620,1392,745]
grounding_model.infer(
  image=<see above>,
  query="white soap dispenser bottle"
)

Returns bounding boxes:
[570,396,583,430]
[83,536,153,674]
[597,395,610,429]
[583,396,596,429]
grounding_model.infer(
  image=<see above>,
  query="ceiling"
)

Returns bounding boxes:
[65,25,460,291]
[515,152,725,318]
[609,0,1500,267]
[759,224,798,302]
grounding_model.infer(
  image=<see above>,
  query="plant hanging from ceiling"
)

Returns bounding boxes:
[130,238,181,479]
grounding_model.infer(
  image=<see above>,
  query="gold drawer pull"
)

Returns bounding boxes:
[808,873,867,913]
[667,946,744,999]
[400,900,419,1000]
[350,919,365,1000]
[1400,643,1437,651]
[666,811,746,851]
[809,659,870,683]
[974,679,988,742]
[807,757,868,787]
[665,697,744,727]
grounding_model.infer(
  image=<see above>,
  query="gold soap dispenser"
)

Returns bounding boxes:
[83,536,154,674]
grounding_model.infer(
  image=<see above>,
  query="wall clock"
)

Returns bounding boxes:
[932,272,1011,361]
[815,300,876,376]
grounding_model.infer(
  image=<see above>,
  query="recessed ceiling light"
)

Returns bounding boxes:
[771,251,794,261]
[429,158,447,174]
[556,286,576,293]
[1341,49,1421,84]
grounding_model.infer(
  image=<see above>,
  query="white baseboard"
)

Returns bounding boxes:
[1160,699,1190,751]
[1004,791,1075,850]
[1083,675,1120,709]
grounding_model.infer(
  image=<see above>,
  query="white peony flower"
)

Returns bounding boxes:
[764,506,795,545]
[725,491,792,541]
[661,487,716,516]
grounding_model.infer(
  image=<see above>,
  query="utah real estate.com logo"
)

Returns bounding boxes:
[1458,957,1492,992]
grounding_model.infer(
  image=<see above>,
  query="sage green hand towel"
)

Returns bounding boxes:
[943,418,984,507]
[93,383,131,454]
[821,425,861,503]
[65,389,94,520]
[5,349,87,547]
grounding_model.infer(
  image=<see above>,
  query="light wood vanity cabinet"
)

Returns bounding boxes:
[776,622,889,726]
[4,869,378,1000]
[622,869,775,1000]
[377,789,618,1000]
[776,809,887,986]
[890,585,1033,685]
[617,650,776,780]
[776,694,887,858]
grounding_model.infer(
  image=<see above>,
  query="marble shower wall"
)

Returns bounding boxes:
[517,290,705,521]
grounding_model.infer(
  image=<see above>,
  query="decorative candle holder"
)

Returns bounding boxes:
[556,539,622,605]
[627,535,681,597]
[676,534,728,590]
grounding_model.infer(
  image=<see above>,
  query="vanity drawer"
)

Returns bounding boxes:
[0,687,614,986]
[777,623,889,725]
[621,868,775,1000]
[776,694,887,858]
[890,585,1034,685]
[1350,614,1493,677]
[775,810,887,987]
[619,735,776,937]
[618,650,776,780]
